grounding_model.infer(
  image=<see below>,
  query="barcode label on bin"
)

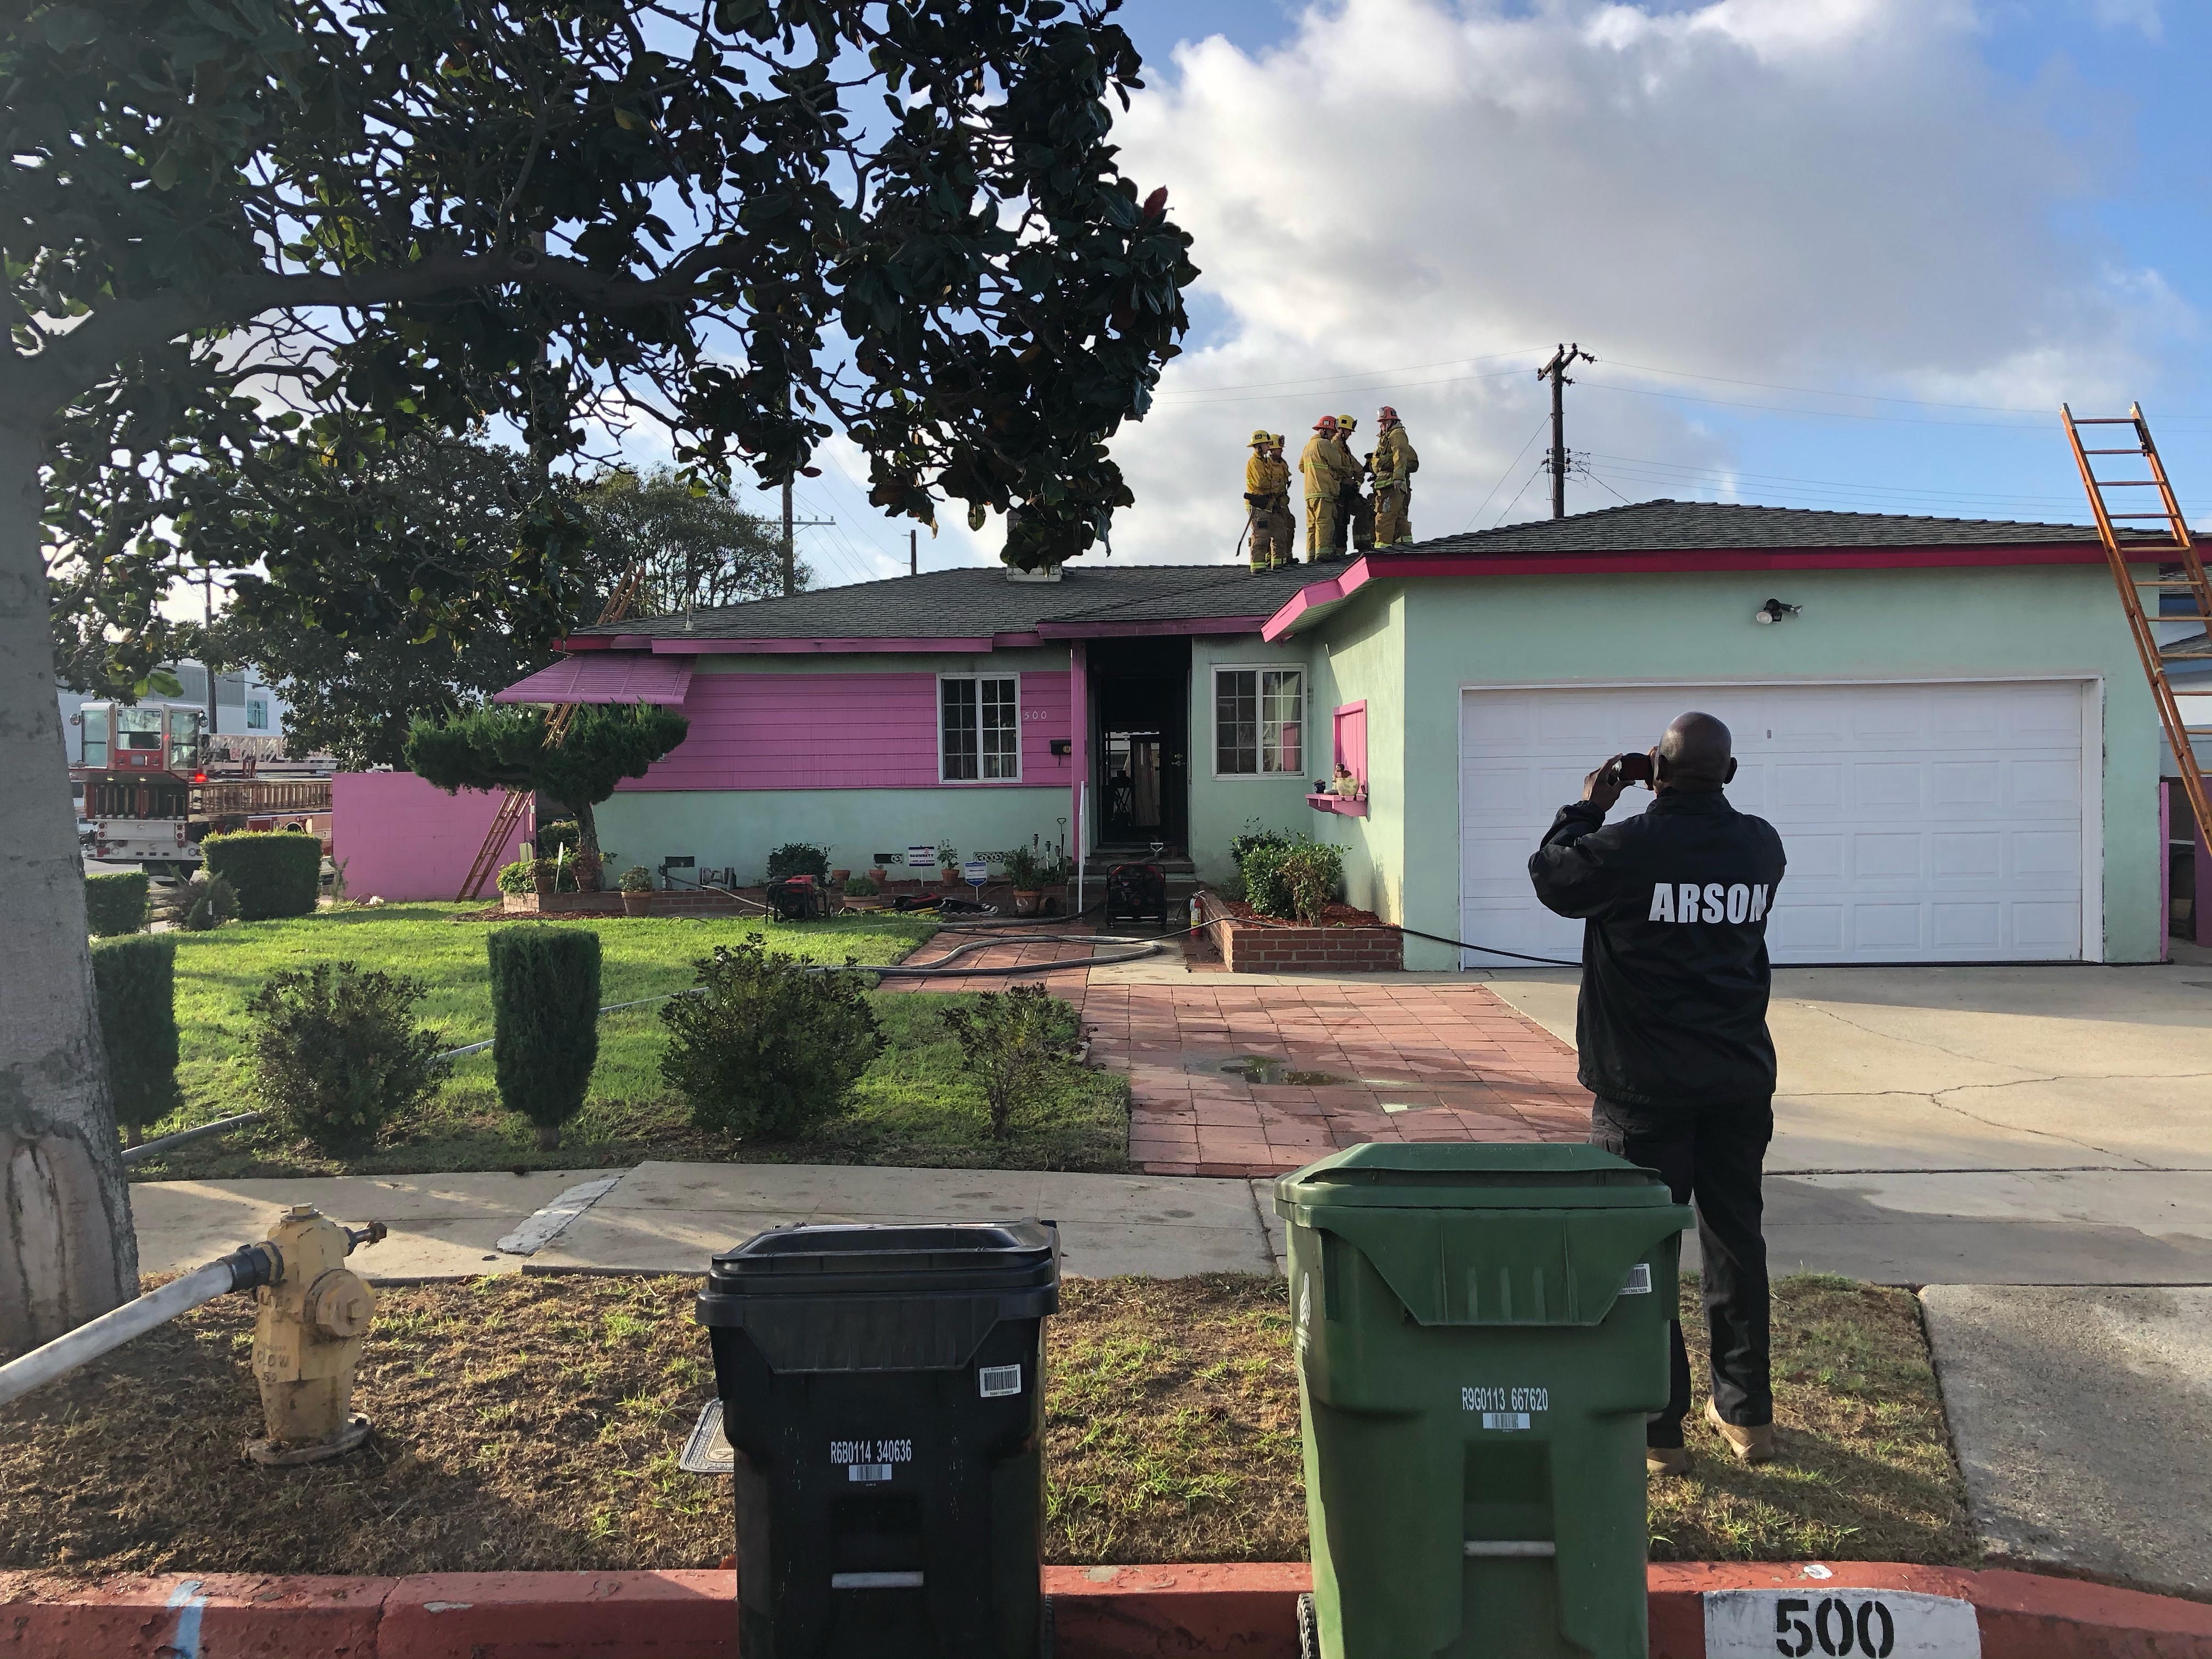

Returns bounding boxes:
[1622,1263,1653,1295]
[1481,1412,1532,1432]
[831,1438,911,1485]
[978,1364,1023,1398]
[847,1464,893,1483]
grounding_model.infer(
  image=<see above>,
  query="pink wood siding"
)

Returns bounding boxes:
[331,772,531,901]
[620,670,1073,792]
[1333,701,1368,782]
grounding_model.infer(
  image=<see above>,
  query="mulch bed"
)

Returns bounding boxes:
[0,1274,1969,1577]
[1208,898,1386,928]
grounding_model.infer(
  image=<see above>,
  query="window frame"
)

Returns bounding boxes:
[1210,664,1307,780]
[936,672,1024,785]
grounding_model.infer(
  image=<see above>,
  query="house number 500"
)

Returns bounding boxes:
[1774,1598,1893,1658]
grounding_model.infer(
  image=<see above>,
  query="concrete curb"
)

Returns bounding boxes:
[4,1562,2208,1656]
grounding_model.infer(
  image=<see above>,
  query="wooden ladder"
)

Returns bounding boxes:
[2060,403,2211,847]
[453,566,647,901]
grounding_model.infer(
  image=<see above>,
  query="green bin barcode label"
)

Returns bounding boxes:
[978,1364,1022,1398]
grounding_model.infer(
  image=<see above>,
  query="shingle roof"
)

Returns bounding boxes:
[571,559,1328,641]
[1400,499,2124,557]
[575,500,2147,645]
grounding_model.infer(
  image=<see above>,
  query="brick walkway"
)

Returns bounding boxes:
[882,930,1592,1178]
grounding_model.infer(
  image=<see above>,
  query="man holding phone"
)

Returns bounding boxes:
[1526,712,1787,1477]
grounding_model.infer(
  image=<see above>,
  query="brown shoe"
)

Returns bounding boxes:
[1646,1444,1692,1478]
[1704,1397,1776,1464]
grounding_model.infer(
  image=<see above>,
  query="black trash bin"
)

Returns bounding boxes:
[696,1220,1060,1659]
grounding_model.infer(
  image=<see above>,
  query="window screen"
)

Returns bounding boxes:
[1215,669,1302,775]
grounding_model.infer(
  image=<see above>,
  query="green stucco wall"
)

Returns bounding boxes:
[1185,633,1314,884]
[1307,586,1408,920]
[1295,564,2157,968]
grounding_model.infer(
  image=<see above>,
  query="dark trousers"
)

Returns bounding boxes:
[1589,1094,1774,1447]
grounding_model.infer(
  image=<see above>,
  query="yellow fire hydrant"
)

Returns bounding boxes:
[245,1204,385,1466]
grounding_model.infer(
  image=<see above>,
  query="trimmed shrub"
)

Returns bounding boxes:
[90,935,183,1142]
[84,871,149,937]
[201,831,323,920]
[182,873,239,931]
[496,858,535,895]
[659,939,881,1139]
[247,962,450,1152]
[487,927,602,1149]
[1238,842,1295,919]
[1279,842,1346,924]
[765,842,828,881]
[842,873,879,896]
[940,984,1084,1139]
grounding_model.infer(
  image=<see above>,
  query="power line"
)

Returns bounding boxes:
[1463,411,1554,531]
[1602,357,2212,421]
[1579,377,2064,430]
[1153,346,1545,400]
[1537,343,1596,519]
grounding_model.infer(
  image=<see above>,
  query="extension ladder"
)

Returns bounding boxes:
[2060,404,2211,851]
[453,565,646,901]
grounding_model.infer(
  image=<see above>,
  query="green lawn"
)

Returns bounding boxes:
[130,905,1131,1178]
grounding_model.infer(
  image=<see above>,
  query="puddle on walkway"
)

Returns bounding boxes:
[1214,1055,1347,1086]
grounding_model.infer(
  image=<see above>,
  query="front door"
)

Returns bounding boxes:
[1090,640,1190,851]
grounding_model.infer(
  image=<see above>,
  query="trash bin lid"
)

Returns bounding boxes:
[701,1220,1060,1306]
[1276,1143,1675,1216]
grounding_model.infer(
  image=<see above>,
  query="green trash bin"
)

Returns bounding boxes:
[1277,1144,1693,1659]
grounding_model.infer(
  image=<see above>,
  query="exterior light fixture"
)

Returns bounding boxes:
[1754,598,1802,625]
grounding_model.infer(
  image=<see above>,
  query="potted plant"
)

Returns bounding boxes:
[936,838,961,886]
[1000,845,1046,916]
[572,848,603,892]
[842,872,883,911]
[830,867,851,884]
[532,856,558,898]
[618,865,655,916]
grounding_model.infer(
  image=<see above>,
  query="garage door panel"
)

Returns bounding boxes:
[1461,682,2088,966]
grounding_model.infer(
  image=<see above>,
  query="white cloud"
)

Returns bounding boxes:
[1078,0,2185,563]
[2087,0,2160,41]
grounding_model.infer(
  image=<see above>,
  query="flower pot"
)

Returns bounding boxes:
[941,866,961,887]
[621,891,652,916]
[1013,889,1043,916]
[831,868,851,884]
[532,876,556,898]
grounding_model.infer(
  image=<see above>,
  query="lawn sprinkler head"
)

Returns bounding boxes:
[243,1204,383,1466]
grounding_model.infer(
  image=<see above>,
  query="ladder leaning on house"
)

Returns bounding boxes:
[2060,403,2212,849]
[452,566,647,902]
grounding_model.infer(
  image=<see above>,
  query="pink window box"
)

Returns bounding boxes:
[1307,792,1368,817]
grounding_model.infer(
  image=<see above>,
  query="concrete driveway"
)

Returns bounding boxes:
[1476,954,2212,1285]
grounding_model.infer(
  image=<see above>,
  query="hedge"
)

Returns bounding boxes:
[486,927,601,1148]
[200,830,323,920]
[90,934,183,1137]
[84,870,149,936]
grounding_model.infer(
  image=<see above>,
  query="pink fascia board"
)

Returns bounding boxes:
[614,669,1075,792]
[642,635,1007,655]
[494,655,693,705]
[1259,541,2159,641]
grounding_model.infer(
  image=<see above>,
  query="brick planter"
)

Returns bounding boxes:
[1193,891,1403,973]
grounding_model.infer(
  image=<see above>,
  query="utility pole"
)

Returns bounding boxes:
[1537,342,1596,520]
[202,568,217,738]
[781,476,795,597]
[909,528,917,576]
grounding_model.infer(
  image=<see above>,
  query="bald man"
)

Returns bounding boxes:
[1526,712,1787,1479]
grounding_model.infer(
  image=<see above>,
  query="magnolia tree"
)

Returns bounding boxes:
[1,0,1195,1353]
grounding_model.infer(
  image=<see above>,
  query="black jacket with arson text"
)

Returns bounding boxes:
[1527,788,1787,1110]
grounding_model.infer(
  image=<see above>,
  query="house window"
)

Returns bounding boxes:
[1214,668,1303,776]
[941,675,1020,781]
[247,698,269,731]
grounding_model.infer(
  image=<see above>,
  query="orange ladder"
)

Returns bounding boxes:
[453,567,646,901]
[2060,403,2211,849]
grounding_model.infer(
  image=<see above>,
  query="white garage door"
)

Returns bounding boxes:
[1458,681,2091,967]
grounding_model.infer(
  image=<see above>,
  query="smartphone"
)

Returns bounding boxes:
[1612,752,1654,785]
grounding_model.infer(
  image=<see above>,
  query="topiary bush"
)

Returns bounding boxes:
[659,939,882,1139]
[247,962,450,1152]
[83,870,149,936]
[495,858,535,895]
[940,984,1084,1139]
[90,935,183,1144]
[486,927,602,1149]
[765,842,829,881]
[201,830,323,919]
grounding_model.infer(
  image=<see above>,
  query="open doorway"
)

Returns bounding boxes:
[1090,638,1189,853]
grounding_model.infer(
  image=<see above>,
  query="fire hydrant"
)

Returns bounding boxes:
[245,1204,386,1466]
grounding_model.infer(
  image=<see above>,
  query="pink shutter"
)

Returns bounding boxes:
[1333,702,1367,782]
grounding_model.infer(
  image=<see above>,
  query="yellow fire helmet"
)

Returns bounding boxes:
[1336,414,1357,433]
[1250,427,1271,447]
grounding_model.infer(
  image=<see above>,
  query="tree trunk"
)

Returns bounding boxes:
[570,798,602,866]
[0,422,139,1360]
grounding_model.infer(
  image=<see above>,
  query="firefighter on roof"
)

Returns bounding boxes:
[1371,406,1418,547]
[1333,414,1373,555]
[1245,427,1294,572]
[1300,417,1350,562]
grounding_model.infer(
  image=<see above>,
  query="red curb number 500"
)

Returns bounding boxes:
[1774,1597,1896,1658]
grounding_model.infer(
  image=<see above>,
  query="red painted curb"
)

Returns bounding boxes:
[4,1562,2208,1656]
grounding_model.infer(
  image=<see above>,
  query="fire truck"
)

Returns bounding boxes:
[70,701,332,876]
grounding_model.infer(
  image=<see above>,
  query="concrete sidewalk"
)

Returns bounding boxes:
[131,1161,1288,1282]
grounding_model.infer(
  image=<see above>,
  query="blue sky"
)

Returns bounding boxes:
[785,0,2210,584]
